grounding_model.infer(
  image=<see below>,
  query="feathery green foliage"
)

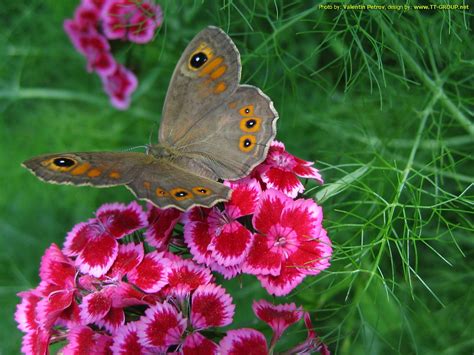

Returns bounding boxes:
[0,0,472,353]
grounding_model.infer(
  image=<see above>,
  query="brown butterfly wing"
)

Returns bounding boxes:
[167,85,278,180]
[126,160,231,211]
[22,152,150,186]
[159,26,241,147]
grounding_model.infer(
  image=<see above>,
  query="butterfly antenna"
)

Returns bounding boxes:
[123,145,148,152]
[148,121,160,146]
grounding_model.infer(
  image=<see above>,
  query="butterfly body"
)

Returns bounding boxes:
[23,27,278,211]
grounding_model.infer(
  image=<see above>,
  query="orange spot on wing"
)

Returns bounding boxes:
[155,187,169,197]
[214,82,227,94]
[109,171,121,179]
[192,186,212,196]
[228,101,237,109]
[87,168,102,177]
[239,135,257,153]
[240,117,262,133]
[143,181,151,190]
[170,188,193,201]
[199,57,223,76]
[239,105,254,116]
[71,163,91,176]
[210,65,227,80]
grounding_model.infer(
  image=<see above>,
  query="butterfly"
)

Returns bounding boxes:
[22,26,278,211]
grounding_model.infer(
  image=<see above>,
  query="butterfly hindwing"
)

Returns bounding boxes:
[166,85,278,180]
[126,160,231,211]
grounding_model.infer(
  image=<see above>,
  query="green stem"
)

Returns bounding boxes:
[373,14,474,136]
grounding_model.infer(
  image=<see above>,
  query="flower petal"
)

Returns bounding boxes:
[184,218,214,265]
[21,328,50,355]
[209,221,253,267]
[242,234,281,276]
[252,189,289,234]
[145,205,182,250]
[37,288,74,328]
[76,233,118,277]
[252,300,302,340]
[137,302,186,349]
[293,163,323,184]
[61,326,112,355]
[209,262,242,279]
[101,64,138,110]
[191,284,234,329]
[225,178,262,218]
[289,228,332,276]
[257,262,305,296]
[111,322,146,355]
[219,329,268,355]
[182,332,218,355]
[80,290,112,324]
[15,291,41,333]
[261,167,304,198]
[96,201,147,239]
[127,252,170,293]
[164,259,213,298]
[39,244,75,287]
[96,307,125,334]
[63,221,99,257]
[280,198,322,238]
[107,242,144,279]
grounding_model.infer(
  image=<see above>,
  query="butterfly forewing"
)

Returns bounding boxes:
[159,26,241,147]
[22,152,150,187]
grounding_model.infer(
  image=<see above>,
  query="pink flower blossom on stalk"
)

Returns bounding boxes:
[102,0,163,43]
[243,189,332,296]
[100,64,138,110]
[64,0,162,109]
[253,141,324,198]
[219,301,329,354]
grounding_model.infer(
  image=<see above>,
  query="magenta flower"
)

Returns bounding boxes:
[101,0,163,43]
[243,189,332,295]
[253,299,302,345]
[145,204,182,250]
[100,64,138,110]
[64,0,162,109]
[253,141,323,198]
[219,329,269,354]
[184,179,261,276]
[63,201,147,277]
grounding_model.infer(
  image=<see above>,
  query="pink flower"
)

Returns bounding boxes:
[253,300,302,345]
[61,326,112,354]
[127,251,171,293]
[254,141,323,198]
[190,284,235,329]
[100,64,138,110]
[101,0,163,43]
[243,189,332,295]
[145,204,182,250]
[63,201,147,277]
[161,259,213,298]
[219,329,268,355]
[184,179,261,276]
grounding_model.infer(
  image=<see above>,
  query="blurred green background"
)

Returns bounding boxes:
[0,0,473,353]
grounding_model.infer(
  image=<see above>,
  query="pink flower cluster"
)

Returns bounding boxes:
[185,141,331,295]
[16,141,331,353]
[64,0,162,109]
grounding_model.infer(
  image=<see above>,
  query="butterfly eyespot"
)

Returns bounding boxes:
[240,117,261,133]
[53,158,76,167]
[190,52,208,68]
[239,135,257,152]
[155,187,169,197]
[47,157,78,172]
[239,105,254,116]
[193,186,212,196]
[170,188,193,201]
